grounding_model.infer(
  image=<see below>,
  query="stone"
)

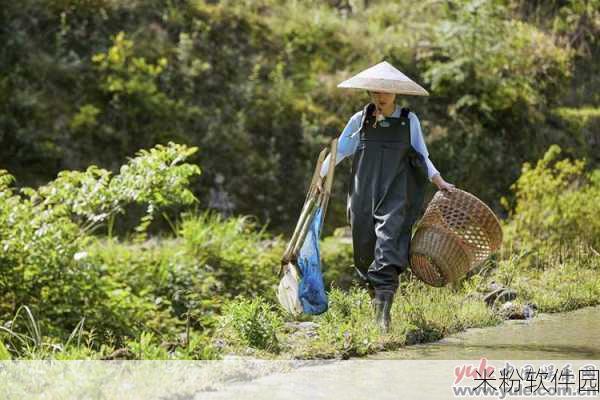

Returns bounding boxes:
[499,301,536,320]
[523,303,537,320]
[284,321,319,331]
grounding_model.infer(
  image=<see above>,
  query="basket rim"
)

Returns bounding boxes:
[423,188,503,247]
[449,188,503,228]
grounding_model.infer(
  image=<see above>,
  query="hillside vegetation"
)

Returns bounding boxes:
[0,0,599,360]
[2,0,598,230]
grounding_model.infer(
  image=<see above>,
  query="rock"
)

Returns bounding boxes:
[499,301,535,320]
[405,329,424,345]
[522,303,537,320]
[283,321,320,341]
[305,330,318,338]
[499,302,520,319]
[297,321,320,330]
[284,321,319,331]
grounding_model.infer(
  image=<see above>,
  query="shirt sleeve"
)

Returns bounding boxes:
[409,112,441,181]
[319,111,362,178]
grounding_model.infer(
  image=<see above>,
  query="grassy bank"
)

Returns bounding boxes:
[2,228,598,361]
[213,237,600,360]
[1,145,599,361]
[0,225,600,359]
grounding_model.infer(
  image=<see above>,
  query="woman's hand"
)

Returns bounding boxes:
[431,174,456,191]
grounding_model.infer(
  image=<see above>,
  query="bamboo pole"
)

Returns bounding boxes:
[292,138,338,258]
[291,199,318,257]
[305,147,328,203]
[281,147,328,265]
[320,138,338,221]
[281,139,338,272]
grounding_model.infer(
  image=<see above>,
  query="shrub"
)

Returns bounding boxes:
[217,297,283,352]
[125,332,170,360]
[504,144,600,252]
[180,212,281,298]
[0,143,200,339]
[1,0,581,231]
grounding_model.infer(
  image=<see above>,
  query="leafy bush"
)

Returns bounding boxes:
[180,212,282,298]
[0,0,584,230]
[125,332,170,360]
[87,211,283,337]
[504,144,600,252]
[0,143,200,339]
[217,297,283,352]
[553,107,600,166]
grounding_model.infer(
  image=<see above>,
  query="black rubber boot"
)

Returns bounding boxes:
[373,291,394,333]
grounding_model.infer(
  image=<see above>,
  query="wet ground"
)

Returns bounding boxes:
[196,306,600,399]
[370,305,600,360]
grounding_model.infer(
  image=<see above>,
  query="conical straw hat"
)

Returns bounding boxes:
[337,61,429,96]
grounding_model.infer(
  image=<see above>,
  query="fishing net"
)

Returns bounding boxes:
[296,206,327,314]
[277,140,337,316]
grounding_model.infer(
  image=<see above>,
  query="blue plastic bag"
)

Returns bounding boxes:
[296,206,328,314]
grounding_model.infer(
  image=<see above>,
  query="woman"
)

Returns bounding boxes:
[318,61,455,331]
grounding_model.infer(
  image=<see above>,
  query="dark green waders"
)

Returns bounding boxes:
[347,104,428,312]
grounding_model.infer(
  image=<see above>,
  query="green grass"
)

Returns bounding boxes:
[2,215,599,361]
[505,256,600,313]
[213,278,501,359]
[212,233,600,360]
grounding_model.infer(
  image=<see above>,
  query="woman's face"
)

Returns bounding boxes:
[369,91,396,110]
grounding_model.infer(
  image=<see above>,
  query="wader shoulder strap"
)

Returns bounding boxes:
[360,104,410,131]
[359,103,376,133]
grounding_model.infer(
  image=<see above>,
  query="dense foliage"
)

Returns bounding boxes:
[2,0,598,230]
[0,143,201,340]
[503,144,600,255]
[0,0,599,361]
[0,141,598,360]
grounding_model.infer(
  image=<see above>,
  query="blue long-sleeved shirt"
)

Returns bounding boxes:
[319,104,441,181]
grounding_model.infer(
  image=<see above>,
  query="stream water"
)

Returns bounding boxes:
[370,305,600,360]
[197,306,600,399]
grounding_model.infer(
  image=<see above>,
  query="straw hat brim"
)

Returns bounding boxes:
[337,61,430,96]
[337,77,429,96]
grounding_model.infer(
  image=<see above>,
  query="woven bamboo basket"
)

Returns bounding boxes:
[409,188,503,287]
